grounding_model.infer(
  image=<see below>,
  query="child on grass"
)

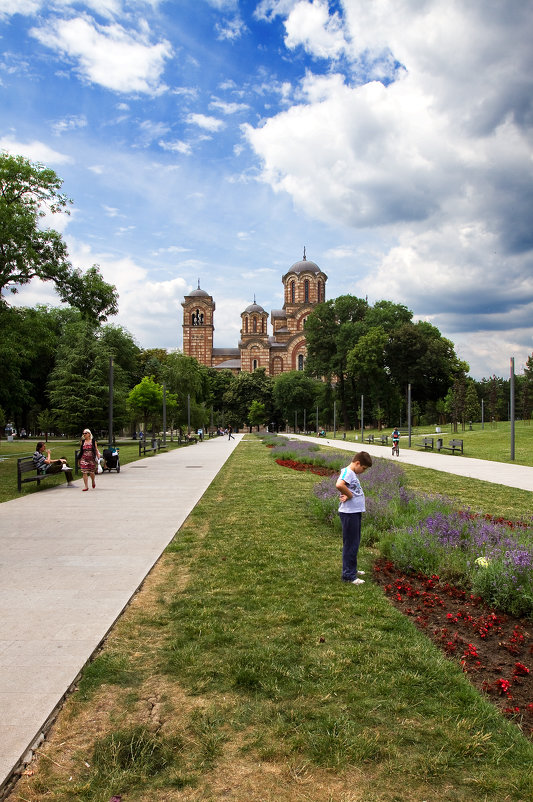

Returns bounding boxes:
[336,451,373,585]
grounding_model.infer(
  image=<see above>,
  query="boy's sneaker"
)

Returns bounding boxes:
[351,577,365,585]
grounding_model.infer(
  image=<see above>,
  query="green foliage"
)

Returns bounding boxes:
[247,399,266,430]
[127,376,164,435]
[222,367,273,427]
[272,370,320,423]
[0,152,71,301]
[47,320,132,435]
[57,263,118,324]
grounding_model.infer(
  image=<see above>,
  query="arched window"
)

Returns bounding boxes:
[291,281,295,303]
[262,317,265,333]
[245,318,248,333]
[317,281,322,302]
[304,280,309,303]
[298,354,304,371]
[253,317,257,332]
[253,359,258,371]
[302,316,307,328]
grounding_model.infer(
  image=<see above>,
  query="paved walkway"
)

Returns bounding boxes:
[283,434,533,492]
[0,435,242,796]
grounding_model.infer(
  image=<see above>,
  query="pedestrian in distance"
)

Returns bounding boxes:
[228,425,235,440]
[32,442,74,486]
[336,451,372,585]
[392,427,400,456]
[78,428,100,491]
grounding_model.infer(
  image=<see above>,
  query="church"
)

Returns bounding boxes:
[182,251,327,375]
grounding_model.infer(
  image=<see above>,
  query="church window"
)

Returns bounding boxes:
[253,317,257,332]
[304,280,309,302]
[262,317,265,333]
[245,318,248,333]
[253,359,258,371]
[298,354,304,371]
[291,281,295,303]
[317,281,322,302]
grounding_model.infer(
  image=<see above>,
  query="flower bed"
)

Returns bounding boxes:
[373,559,533,737]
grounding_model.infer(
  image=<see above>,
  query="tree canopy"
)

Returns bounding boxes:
[0,152,118,323]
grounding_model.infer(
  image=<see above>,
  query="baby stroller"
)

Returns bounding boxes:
[102,447,120,473]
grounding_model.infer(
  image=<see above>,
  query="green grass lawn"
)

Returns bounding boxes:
[312,420,533,466]
[14,437,533,802]
[0,437,190,503]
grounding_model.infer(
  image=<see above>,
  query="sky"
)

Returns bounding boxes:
[1,0,532,379]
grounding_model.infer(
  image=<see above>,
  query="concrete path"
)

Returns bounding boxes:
[284,434,533,492]
[0,434,242,795]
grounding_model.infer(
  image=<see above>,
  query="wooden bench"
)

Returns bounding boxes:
[417,437,434,450]
[181,433,197,445]
[378,434,388,445]
[139,438,162,456]
[364,435,375,444]
[437,438,463,454]
[17,456,70,491]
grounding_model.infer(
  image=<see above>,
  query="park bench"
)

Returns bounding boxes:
[17,456,69,492]
[364,434,375,444]
[180,433,197,445]
[377,434,388,445]
[437,438,463,455]
[139,438,162,456]
[417,437,434,450]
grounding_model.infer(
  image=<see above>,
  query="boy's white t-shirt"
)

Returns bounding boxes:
[338,466,366,513]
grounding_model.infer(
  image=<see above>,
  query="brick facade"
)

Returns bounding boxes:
[181,252,327,375]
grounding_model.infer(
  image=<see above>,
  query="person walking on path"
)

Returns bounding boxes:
[228,425,235,440]
[32,442,74,485]
[336,451,372,585]
[78,429,100,491]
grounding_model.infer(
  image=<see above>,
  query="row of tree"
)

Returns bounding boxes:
[1,151,531,437]
[1,301,531,439]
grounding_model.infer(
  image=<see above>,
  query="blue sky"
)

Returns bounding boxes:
[1,0,532,379]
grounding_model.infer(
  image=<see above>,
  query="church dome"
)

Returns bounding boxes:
[188,287,210,298]
[288,258,320,275]
[244,301,266,314]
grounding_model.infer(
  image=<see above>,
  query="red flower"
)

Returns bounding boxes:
[514,662,530,677]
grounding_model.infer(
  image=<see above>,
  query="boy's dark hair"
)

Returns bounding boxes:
[353,451,372,467]
[36,441,45,451]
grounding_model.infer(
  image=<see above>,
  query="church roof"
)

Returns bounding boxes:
[271,309,286,318]
[213,348,240,357]
[214,359,241,369]
[187,287,210,298]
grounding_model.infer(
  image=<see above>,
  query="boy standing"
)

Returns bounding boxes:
[336,451,372,585]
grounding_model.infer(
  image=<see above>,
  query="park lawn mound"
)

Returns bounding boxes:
[10,439,533,802]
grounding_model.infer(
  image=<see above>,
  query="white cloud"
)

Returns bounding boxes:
[0,135,73,164]
[216,16,246,41]
[186,113,225,132]
[245,0,533,377]
[52,114,87,135]
[209,99,250,114]
[284,0,348,60]
[159,138,192,155]
[30,15,172,95]
[0,0,41,20]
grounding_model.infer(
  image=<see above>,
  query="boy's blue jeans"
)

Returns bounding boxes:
[340,511,362,581]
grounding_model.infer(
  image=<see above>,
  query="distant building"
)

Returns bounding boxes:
[182,250,328,375]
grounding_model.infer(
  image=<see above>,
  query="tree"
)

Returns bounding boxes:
[57,264,118,324]
[272,371,319,427]
[162,352,209,431]
[0,152,72,303]
[222,369,273,428]
[305,295,368,427]
[464,381,481,424]
[37,409,58,441]
[127,376,164,439]
[247,400,266,432]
